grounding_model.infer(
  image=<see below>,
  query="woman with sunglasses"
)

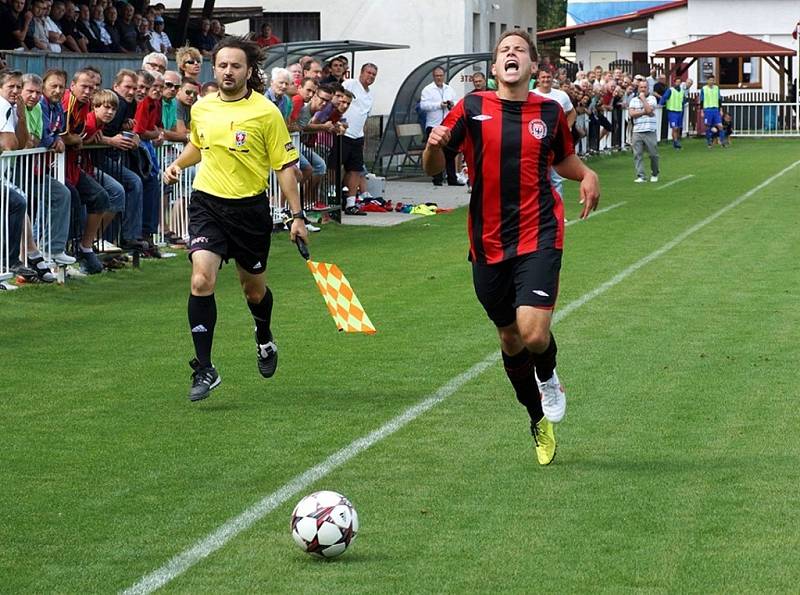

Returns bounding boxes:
[176,46,202,80]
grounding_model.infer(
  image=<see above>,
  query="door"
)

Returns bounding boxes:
[590,51,617,71]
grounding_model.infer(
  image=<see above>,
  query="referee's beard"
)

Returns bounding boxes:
[219,78,247,99]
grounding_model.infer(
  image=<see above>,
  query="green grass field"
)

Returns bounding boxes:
[2,138,800,593]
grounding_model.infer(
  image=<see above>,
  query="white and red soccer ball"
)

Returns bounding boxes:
[290,491,359,558]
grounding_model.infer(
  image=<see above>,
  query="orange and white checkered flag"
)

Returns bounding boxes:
[296,239,376,334]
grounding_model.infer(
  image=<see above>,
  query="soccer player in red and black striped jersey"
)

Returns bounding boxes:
[423,30,600,465]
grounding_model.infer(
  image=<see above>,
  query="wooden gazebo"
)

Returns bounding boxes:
[654,31,795,97]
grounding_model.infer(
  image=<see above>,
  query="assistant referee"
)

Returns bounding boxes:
[164,37,307,402]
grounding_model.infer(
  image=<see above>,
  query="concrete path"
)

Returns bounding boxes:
[340,178,471,227]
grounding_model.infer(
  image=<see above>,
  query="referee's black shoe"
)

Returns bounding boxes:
[189,358,221,401]
[256,335,278,378]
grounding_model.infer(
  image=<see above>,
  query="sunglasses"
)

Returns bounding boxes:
[183,59,199,65]
[164,81,178,88]
[184,89,197,96]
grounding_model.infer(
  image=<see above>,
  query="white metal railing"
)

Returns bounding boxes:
[155,142,192,245]
[713,103,799,137]
[0,148,66,280]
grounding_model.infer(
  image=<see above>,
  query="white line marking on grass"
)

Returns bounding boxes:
[656,174,695,190]
[123,159,800,595]
[565,202,626,227]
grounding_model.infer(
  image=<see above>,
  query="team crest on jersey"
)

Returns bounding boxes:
[234,130,247,146]
[528,119,547,140]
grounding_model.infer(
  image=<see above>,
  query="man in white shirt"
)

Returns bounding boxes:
[150,16,172,55]
[627,80,659,183]
[419,67,461,186]
[339,63,377,215]
[532,69,576,199]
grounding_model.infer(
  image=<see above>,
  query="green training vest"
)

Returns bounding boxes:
[666,87,684,112]
[703,85,720,109]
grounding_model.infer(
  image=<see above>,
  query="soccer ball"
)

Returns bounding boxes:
[290,490,359,558]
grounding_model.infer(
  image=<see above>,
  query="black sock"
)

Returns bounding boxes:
[247,286,273,344]
[532,332,557,382]
[502,348,543,422]
[188,293,216,367]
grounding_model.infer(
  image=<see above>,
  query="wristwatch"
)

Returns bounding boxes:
[291,210,306,220]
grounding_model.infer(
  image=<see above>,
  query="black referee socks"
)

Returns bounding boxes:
[247,286,274,344]
[188,293,217,368]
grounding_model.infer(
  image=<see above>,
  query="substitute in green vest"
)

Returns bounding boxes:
[659,77,688,149]
[700,74,726,147]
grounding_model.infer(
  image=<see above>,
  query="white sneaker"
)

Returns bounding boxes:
[537,369,566,423]
[51,252,77,265]
[97,240,122,253]
[634,177,646,183]
[650,176,659,183]
[0,280,19,291]
[306,224,321,232]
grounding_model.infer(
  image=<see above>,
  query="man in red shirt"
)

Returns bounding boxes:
[254,23,280,48]
[423,30,600,466]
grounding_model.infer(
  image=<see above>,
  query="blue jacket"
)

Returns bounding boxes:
[39,97,65,149]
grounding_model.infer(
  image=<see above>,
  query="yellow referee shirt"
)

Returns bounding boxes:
[189,90,299,199]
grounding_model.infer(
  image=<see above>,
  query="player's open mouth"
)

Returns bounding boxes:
[504,59,519,72]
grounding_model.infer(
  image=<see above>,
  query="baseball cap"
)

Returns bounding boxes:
[154,16,164,23]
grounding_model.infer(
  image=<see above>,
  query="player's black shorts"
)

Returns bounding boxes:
[472,248,562,328]
[328,136,364,173]
[187,190,272,275]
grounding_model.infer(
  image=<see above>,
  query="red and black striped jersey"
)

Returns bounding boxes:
[443,91,574,264]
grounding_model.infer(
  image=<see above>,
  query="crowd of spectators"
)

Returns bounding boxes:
[0,45,385,288]
[262,53,379,215]
[0,0,181,54]
[531,62,697,153]
[0,50,208,285]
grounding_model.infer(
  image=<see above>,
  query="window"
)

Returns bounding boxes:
[718,56,761,88]
[472,13,481,52]
[259,12,320,42]
[501,23,507,33]
[489,21,496,47]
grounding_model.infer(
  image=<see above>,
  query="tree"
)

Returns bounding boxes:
[537,0,567,32]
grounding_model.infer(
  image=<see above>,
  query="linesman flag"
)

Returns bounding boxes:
[296,238,377,334]
[794,21,800,40]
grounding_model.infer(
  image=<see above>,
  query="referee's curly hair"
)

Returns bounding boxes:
[211,37,267,94]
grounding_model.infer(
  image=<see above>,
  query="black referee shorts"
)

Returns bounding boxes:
[187,190,272,275]
[472,248,562,328]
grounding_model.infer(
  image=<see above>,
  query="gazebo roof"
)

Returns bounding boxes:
[654,31,795,57]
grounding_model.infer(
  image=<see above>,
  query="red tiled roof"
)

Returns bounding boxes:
[654,31,795,57]
[537,0,687,41]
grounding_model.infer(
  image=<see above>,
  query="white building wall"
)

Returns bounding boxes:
[162,0,536,115]
[647,6,689,57]
[575,23,648,69]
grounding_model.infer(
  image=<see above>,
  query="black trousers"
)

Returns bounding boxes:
[426,126,458,185]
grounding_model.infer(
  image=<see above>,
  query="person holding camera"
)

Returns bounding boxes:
[420,66,462,186]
